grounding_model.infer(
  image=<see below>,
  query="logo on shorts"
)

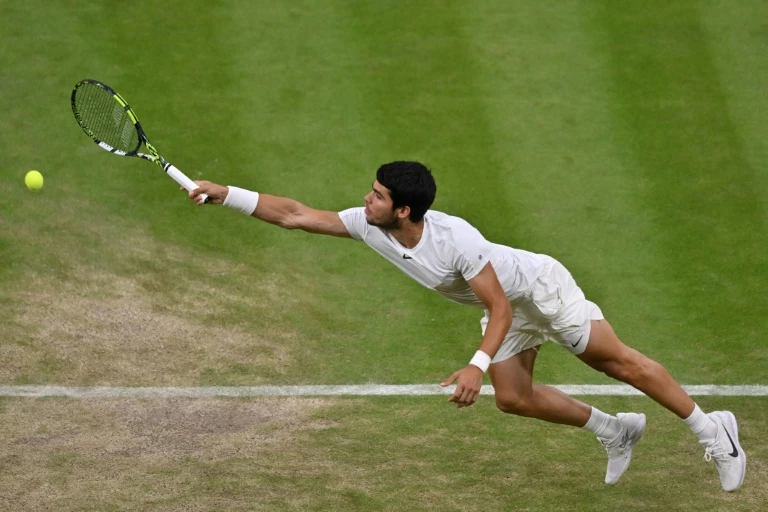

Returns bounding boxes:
[571,335,583,348]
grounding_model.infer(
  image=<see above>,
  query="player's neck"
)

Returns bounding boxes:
[387,220,424,249]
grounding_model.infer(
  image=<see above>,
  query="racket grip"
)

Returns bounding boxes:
[165,164,210,204]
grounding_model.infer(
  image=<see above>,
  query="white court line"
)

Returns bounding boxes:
[0,385,767,398]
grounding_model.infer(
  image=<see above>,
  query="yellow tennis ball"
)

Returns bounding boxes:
[25,170,44,190]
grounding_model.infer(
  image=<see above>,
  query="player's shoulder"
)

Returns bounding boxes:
[338,206,369,241]
[338,206,366,224]
[339,206,365,215]
[425,210,484,242]
[426,209,479,230]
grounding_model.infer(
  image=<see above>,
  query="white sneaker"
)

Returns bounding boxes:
[701,411,746,492]
[600,412,646,485]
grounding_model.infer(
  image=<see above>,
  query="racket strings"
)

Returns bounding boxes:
[74,83,140,153]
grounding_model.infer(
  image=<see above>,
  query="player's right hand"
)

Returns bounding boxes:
[440,365,484,408]
[183,180,229,206]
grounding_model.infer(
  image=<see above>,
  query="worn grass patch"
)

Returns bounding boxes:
[1,204,298,386]
[0,396,765,511]
[0,397,337,511]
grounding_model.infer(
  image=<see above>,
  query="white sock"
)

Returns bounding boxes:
[582,406,622,440]
[684,403,718,442]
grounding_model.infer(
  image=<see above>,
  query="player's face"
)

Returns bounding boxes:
[364,181,400,227]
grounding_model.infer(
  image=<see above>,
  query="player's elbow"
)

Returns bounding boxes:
[263,215,296,230]
[276,208,305,230]
[490,300,513,328]
[260,197,306,230]
[279,218,300,230]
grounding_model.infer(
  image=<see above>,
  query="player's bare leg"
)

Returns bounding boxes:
[577,318,746,491]
[489,346,643,484]
[489,347,591,426]
[577,319,694,417]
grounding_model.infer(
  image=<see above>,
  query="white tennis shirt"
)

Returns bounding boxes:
[339,208,549,308]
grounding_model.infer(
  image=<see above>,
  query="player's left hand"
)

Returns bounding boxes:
[440,365,484,408]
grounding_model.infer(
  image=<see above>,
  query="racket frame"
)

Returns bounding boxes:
[72,79,208,202]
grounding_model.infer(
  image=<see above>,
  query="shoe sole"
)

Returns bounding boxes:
[606,413,646,485]
[717,411,746,491]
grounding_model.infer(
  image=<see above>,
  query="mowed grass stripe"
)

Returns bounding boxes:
[0,1,115,285]
[332,2,534,373]
[3,2,765,389]
[68,1,250,249]
[592,1,768,383]
[698,0,768,220]
[216,1,520,383]
[334,2,521,223]
[1,2,312,388]
[452,1,674,384]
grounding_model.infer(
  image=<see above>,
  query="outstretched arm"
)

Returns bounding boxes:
[188,181,352,238]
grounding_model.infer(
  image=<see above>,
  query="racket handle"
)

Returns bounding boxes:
[165,164,210,204]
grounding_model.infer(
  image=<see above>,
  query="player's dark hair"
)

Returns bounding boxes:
[376,161,436,222]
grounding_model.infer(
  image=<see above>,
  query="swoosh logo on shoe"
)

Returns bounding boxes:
[723,427,739,458]
[618,431,629,449]
[571,335,583,348]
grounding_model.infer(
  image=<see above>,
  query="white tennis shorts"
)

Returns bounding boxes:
[481,257,604,362]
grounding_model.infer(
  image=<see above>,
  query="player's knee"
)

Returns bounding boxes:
[495,393,533,416]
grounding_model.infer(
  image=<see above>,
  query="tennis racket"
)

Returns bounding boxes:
[71,79,209,203]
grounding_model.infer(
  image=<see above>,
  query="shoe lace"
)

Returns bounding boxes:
[703,444,730,465]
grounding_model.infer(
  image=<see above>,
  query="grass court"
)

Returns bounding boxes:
[1,1,767,510]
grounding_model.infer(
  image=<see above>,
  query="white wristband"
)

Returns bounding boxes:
[223,186,260,215]
[469,350,492,373]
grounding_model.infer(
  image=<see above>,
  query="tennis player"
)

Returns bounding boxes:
[186,161,745,491]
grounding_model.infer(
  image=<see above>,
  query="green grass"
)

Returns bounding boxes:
[2,0,767,385]
[1,0,767,509]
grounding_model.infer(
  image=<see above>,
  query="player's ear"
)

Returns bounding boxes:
[397,205,411,220]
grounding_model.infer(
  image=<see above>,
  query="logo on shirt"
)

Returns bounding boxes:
[402,254,413,260]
